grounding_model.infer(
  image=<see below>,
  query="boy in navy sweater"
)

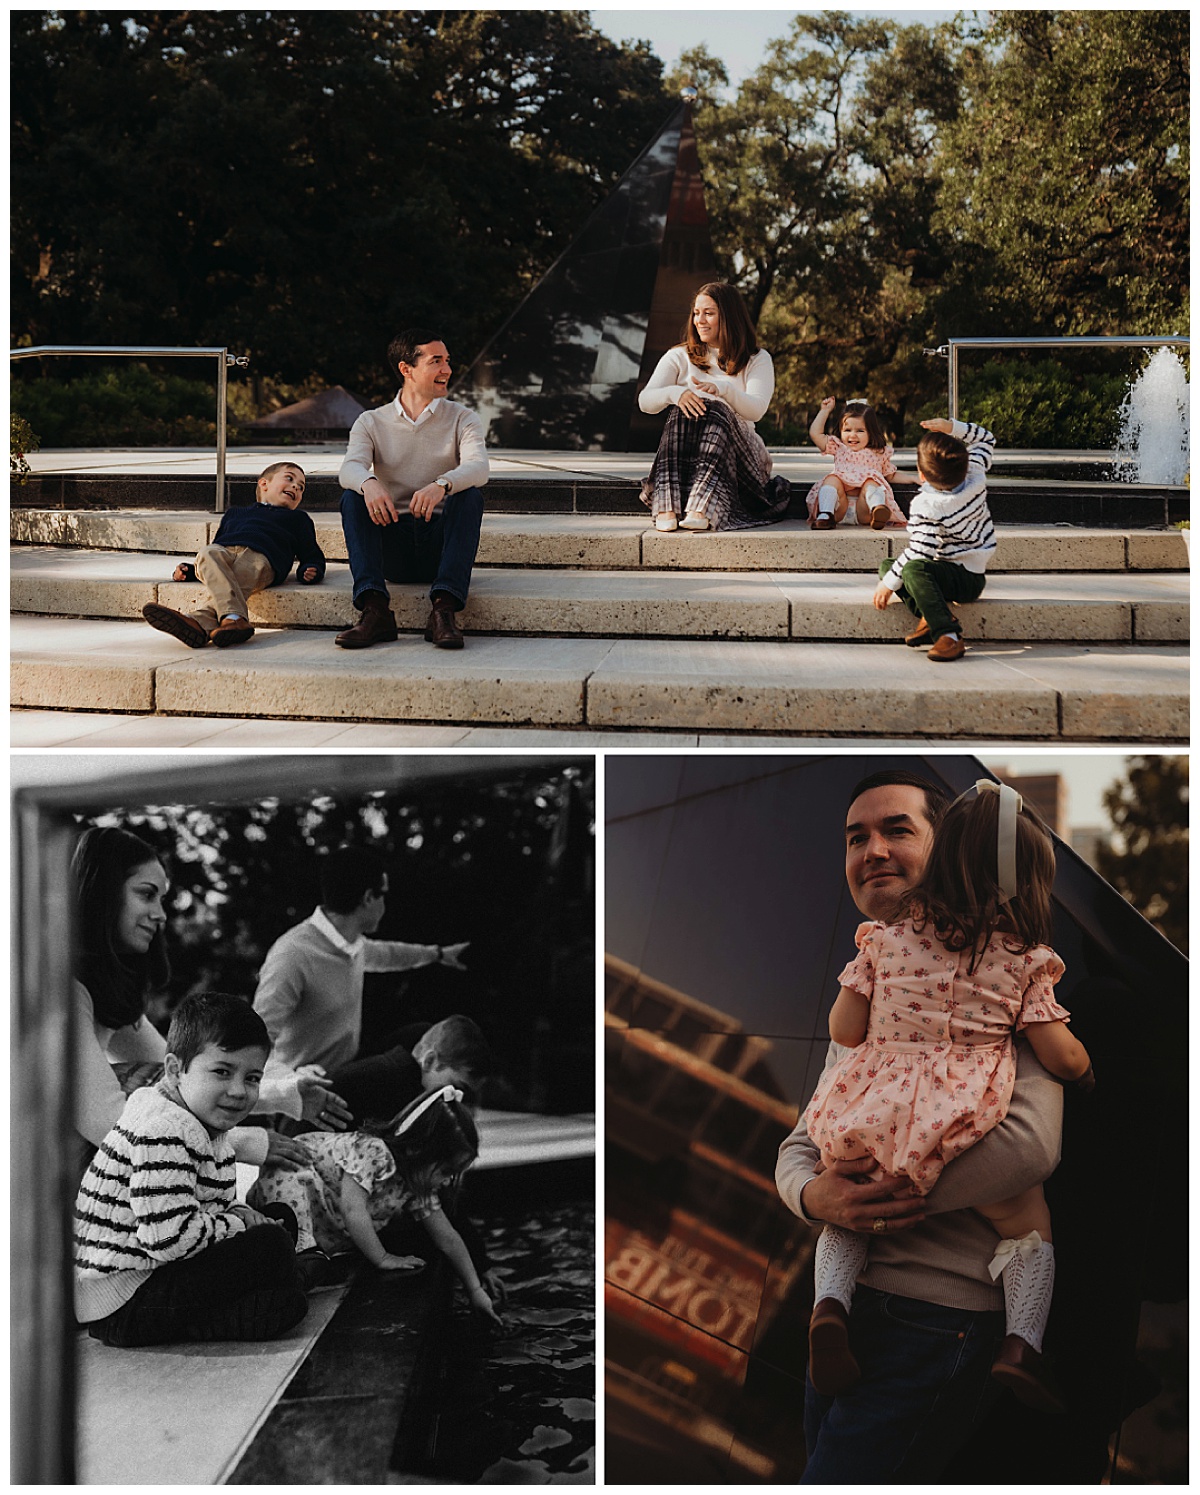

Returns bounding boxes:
[143,461,326,647]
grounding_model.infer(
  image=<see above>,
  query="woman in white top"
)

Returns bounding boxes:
[71,826,334,1180]
[637,282,791,532]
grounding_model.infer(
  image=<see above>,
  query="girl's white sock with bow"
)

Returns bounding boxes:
[992,1231,1055,1352]
[814,1225,869,1313]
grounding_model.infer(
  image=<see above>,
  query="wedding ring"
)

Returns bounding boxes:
[873,1217,888,1233]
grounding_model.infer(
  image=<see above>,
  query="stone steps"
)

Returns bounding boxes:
[11,545,1188,644]
[11,507,1189,572]
[11,616,1189,741]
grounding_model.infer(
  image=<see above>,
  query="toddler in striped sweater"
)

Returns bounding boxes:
[873,418,997,661]
[74,992,310,1347]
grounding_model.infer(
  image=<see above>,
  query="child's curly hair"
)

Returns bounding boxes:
[902,790,1056,975]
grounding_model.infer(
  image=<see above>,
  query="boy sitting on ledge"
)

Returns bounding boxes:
[143,460,325,648]
[873,418,997,661]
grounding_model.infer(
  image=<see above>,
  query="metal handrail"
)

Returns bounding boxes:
[925,335,1190,422]
[9,344,250,512]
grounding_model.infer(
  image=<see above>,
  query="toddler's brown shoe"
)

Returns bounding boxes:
[210,617,255,647]
[927,634,966,661]
[142,602,209,648]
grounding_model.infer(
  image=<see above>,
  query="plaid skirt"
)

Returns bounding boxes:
[640,401,792,531]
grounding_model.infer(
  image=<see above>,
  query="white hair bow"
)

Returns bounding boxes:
[393,1082,464,1137]
[947,778,1024,905]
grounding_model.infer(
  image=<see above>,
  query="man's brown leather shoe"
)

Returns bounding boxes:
[927,633,967,661]
[142,602,209,648]
[210,616,255,647]
[424,599,464,649]
[335,593,398,649]
[808,1298,861,1397]
[991,1334,1066,1414]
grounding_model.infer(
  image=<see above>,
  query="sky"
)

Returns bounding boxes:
[591,9,966,89]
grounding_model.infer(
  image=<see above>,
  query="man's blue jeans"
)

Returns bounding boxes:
[340,486,485,611]
[801,1286,1004,1483]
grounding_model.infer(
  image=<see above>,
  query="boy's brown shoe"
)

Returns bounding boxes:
[808,1298,861,1397]
[142,602,210,648]
[905,615,961,647]
[210,616,255,647]
[927,634,967,661]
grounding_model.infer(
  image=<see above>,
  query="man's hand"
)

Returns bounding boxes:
[439,941,469,971]
[296,1072,353,1130]
[677,389,707,419]
[872,581,895,611]
[261,1130,312,1171]
[920,417,953,434]
[409,482,445,522]
[800,1157,927,1233]
[363,479,399,525]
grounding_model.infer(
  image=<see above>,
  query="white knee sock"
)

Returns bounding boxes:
[814,1225,869,1313]
[990,1232,1055,1351]
[817,484,839,516]
[862,481,886,509]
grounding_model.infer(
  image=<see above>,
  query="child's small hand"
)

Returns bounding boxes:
[872,581,895,611]
[379,1252,426,1274]
[468,1284,504,1326]
[301,566,319,583]
[231,1203,278,1230]
[920,417,953,434]
[819,396,836,412]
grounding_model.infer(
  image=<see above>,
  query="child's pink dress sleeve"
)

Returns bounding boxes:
[836,920,883,995]
[1016,946,1071,1028]
[883,444,898,479]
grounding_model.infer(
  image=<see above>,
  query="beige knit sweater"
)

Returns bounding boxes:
[339,396,489,503]
[776,1040,1063,1311]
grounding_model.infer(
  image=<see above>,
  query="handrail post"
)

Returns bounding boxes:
[216,350,228,514]
[948,347,959,423]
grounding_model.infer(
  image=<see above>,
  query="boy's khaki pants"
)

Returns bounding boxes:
[189,544,274,634]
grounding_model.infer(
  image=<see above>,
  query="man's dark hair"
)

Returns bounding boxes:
[167,992,270,1069]
[417,1015,494,1083]
[387,329,445,386]
[319,846,390,914]
[847,770,951,826]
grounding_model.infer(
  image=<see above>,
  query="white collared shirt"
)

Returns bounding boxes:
[310,905,364,959]
[393,392,443,428]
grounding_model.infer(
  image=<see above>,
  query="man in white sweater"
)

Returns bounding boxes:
[776,769,1064,1482]
[336,329,489,649]
[254,847,469,1126]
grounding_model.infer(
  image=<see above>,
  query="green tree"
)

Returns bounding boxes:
[12,11,669,398]
[934,10,1189,337]
[1095,756,1188,955]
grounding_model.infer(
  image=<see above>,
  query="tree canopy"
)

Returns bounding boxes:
[12,10,670,403]
[1095,756,1188,956]
[11,10,1188,439]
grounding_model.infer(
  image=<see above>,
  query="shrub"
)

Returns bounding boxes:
[10,412,40,481]
[904,359,1130,448]
[9,364,239,447]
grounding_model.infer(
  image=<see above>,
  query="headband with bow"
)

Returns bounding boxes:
[946,778,1024,905]
[393,1082,464,1137]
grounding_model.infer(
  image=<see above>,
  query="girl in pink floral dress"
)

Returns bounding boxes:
[804,782,1093,1412]
[806,396,906,529]
[249,1084,502,1324]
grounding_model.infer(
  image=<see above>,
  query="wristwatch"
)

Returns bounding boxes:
[436,477,452,495]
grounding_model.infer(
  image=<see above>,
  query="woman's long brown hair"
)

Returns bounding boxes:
[903,792,1056,973]
[681,282,759,376]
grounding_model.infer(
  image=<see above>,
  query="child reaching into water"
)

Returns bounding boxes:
[249,1083,503,1325]
[803,780,1093,1413]
[806,397,905,530]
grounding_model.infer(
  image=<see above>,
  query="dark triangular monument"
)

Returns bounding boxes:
[461,95,720,451]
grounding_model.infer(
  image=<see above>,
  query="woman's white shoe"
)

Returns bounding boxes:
[679,511,710,531]
[654,512,679,531]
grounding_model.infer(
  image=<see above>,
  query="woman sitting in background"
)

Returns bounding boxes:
[638,282,792,533]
